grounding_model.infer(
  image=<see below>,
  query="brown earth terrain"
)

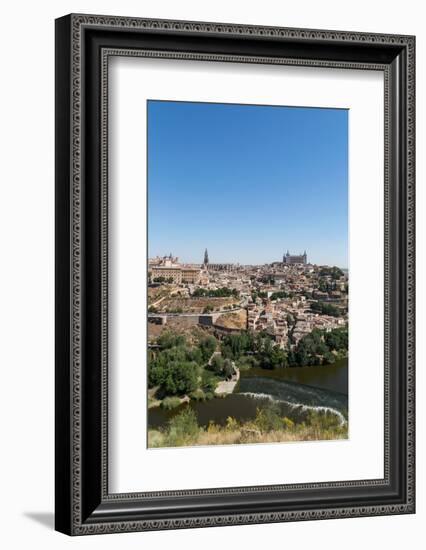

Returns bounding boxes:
[151,296,239,313]
[148,285,181,306]
[214,309,248,330]
[148,321,213,343]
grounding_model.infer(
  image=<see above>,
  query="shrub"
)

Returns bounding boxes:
[223,359,235,379]
[226,416,239,431]
[306,409,342,429]
[166,408,199,446]
[161,396,181,410]
[201,370,218,393]
[209,355,225,375]
[199,335,217,362]
[282,417,295,430]
[189,388,206,401]
[157,331,186,349]
[254,403,283,432]
[323,351,336,364]
[237,356,260,370]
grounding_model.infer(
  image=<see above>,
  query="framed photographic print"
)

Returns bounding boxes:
[55,14,415,535]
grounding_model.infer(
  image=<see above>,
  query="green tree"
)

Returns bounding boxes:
[323,351,336,364]
[223,359,235,379]
[310,301,341,317]
[270,291,288,301]
[270,347,288,369]
[295,346,310,366]
[157,331,186,349]
[324,327,348,351]
[201,370,218,393]
[148,362,165,388]
[185,346,203,364]
[162,362,199,395]
[199,335,217,362]
[209,354,225,375]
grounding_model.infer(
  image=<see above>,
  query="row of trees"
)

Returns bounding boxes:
[150,276,174,284]
[310,301,342,317]
[220,331,287,369]
[192,287,239,298]
[288,327,348,367]
[269,290,289,301]
[218,326,348,369]
[251,290,268,302]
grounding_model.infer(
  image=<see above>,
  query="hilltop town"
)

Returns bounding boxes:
[148,249,348,351]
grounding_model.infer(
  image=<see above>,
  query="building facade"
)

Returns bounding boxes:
[149,254,201,284]
[282,250,308,264]
[203,248,236,271]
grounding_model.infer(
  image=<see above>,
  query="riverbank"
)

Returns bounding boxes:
[148,405,348,448]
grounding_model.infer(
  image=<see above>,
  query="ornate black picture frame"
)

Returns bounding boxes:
[55,14,415,535]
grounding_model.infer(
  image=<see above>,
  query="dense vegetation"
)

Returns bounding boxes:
[251,290,268,302]
[220,331,287,370]
[192,287,239,298]
[148,403,347,448]
[148,333,222,403]
[219,327,348,369]
[269,290,289,301]
[310,301,342,317]
[151,276,174,284]
[288,327,348,367]
[148,325,348,405]
[208,355,235,378]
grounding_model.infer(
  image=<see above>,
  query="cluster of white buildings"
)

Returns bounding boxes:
[148,250,348,349]
[247,296,346,349]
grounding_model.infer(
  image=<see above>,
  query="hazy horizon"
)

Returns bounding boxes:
[149,251,348,270]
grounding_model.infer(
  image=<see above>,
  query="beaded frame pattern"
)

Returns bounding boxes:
[68,14,415,535]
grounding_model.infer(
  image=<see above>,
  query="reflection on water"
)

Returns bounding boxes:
[148,359,348,429]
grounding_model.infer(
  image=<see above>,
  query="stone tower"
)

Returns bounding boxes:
[204,248,209,266]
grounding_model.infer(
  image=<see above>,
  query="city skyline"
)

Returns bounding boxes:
[148,100,348,268]
[148,248,345,269]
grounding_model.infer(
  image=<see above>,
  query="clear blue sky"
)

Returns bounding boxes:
[147,100,348,267]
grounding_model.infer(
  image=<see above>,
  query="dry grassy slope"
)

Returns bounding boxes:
[214,309,248,330]
[148,424,348,448]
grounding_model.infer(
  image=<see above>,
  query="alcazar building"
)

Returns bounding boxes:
[282,250,308,265]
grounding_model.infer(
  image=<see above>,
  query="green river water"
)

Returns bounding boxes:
[148,358,348,429]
